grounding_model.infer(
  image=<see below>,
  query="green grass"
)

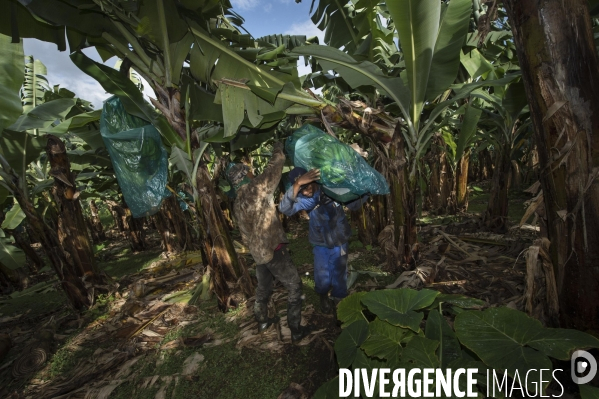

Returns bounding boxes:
[0,286,66,317]
[110,298,326,399]
[47,342,95,379]
[111,342,317,399]
[98,205,115,230]
[98,248,163,279]
[468,187,530,224]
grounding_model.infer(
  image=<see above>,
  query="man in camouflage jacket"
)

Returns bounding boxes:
[228,142,311,343]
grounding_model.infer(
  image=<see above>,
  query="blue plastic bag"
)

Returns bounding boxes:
[285,125,390,203]
[100,96,170,218]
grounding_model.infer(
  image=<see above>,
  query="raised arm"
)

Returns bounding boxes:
[279,168,321,215]
[250,142,286,195]
[279,186,318,216]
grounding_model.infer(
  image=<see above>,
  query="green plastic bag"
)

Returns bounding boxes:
[285,124,389,202]
[100,96,170,218]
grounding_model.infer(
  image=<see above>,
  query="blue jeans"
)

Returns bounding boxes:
[313,243,349,298]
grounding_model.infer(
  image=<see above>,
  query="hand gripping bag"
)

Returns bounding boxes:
[285,125,389,203]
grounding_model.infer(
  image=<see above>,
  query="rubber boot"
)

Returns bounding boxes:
[254,301,279,333]
[320,293,334,314]
[287,300,312,344]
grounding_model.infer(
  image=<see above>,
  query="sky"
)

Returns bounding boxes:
[22,1,324,110]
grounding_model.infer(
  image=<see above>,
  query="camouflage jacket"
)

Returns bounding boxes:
[233,148,288,265]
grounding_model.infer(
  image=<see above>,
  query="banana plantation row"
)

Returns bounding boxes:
[0,0,597,335]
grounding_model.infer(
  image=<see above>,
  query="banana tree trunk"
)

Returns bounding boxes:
[456,149,470,211]
[504,0,599,330]
[10,229,43,272]
[372,194,387,239]
[88,200,106,242]
[108,202,126,233]
[388,128,418,267]
[484,147,511,231]
[439,153,454,214]
[163,195,195,250]
[196,164,253,301]
[124,205,146,252]
[351,204,374,246]
[427,150,441,214]
[0,159,91,309]
[112,201,146,252]
[47,135,108,288]
[0,263,27,291]
[154,211,176,253]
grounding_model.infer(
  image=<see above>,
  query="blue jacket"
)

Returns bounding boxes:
[279,187,368,248]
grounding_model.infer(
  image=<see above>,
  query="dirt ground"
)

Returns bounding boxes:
[0,189,540,399]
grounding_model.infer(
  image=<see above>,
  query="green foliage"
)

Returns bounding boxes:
[1,202,26,230]
[0,228,26,270]
[315,288,599,398]
[0,34,25,134]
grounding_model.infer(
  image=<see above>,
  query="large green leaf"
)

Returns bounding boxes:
[188,22,289,89]
[186,22,312,140]
[337,291,367,328]
[0,130,46,178]
[169,146,193,181]
[8,98,77,131]
[0,185,9,205]
[185,78,223,123]
[21,0,119,39]
[455,307,599,390]
[425,310,461,369]
[527,328,599,361]
[22,56,50,113]
[292,45,413,138]
[460,48,494,80]
[430,293,486,310]
[0,1,66,50]
[313,376,341,399]
[49,109,102,134]
[1,202,25,230]
[70,51,184,149]
[0,34,25,134]
[580,385,599,399]
[0,234,26,270]
[425,0,472,102]
[399,335,440,369]
[502,80,528,123]
[352,349,388,396]
[170,33,195,86]
[360,318,414,361]
[387,0,440,129]
[310,0,359,53]
[334,319,369,368]
[218,84,245,138]
[455,100,483,163]
[69,127,105,150]
[361,288,439,332]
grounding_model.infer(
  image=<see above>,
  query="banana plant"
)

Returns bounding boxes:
[293,0,474,261]
[468,80,531,230]
[21,56,50,114]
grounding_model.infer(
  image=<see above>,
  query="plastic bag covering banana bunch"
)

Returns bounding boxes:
[285,124,390,203]
[100,96,170,218]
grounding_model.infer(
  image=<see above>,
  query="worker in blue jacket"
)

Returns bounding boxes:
[279,167,368,314]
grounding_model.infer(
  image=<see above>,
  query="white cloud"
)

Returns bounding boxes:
[285,19,325,43]
[22,40,112,109]
[264,3,273,12]
[230,0,260,10]
[22,39,159,110]
[67,79,110,110]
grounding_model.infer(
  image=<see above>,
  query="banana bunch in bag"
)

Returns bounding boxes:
[286,124,389,202]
